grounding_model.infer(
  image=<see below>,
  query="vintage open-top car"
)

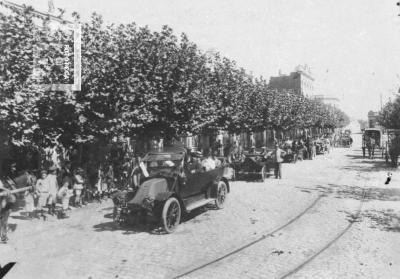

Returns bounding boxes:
[112,146,230,233]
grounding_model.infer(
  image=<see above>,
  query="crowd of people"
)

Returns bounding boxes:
[0,133,338,243]
[0,152,135,243]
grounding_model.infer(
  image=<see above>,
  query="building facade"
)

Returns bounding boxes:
[269,65,315,96]
[314,95,340,108]
[368,111,380,129]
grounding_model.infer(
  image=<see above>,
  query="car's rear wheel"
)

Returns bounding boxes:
[162,197,181,233]
[215,181,228,209]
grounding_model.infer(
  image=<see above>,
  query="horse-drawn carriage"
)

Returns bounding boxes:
[364,128,387,158]
[338,135,352,148]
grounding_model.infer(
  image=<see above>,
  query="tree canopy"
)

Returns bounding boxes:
[378,96,400,129]
[0,6,349,149]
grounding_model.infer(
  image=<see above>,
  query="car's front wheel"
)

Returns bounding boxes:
[215,181,228,209]
[162,197,181,233]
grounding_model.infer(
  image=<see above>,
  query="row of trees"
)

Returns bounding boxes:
[378,96,400,129]
[1,6,349,151]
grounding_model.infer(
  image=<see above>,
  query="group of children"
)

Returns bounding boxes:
[24,166,104,220]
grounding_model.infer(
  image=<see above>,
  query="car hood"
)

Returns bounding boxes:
[128,178,169,205]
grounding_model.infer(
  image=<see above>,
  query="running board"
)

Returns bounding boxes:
[185,198,215,212]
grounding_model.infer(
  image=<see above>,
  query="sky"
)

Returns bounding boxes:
[9,0,400,119]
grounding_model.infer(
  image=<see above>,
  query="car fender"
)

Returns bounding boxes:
[154,191,174,202]
[210,177,230,198]
[128,178,170,205]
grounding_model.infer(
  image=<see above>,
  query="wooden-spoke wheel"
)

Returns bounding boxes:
[162,197,181,233]
[215,181,228,209]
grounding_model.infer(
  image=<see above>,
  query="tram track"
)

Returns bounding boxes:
[171,158,370,279]
[278,181,371,279]
[171,193,324,279]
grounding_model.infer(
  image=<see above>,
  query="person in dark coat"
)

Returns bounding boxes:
[0,161,17,243]
[305,137,312,160]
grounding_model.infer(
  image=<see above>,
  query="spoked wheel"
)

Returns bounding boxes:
[215,181,228,209]
[162,197,181,233]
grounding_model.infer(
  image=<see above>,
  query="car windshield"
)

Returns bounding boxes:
[147,160,181,168]
[143,153,184,162]
[143,153,184,176]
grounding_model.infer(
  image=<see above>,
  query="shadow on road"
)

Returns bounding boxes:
[340,157,394,172]
[297,184,400,232]
[93,204,216,235]
[93,221,157,234]
[297,184,400,202]
[363,209,400,232]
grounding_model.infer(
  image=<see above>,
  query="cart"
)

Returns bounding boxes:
[364,128,387,158]
[338,136,351,148]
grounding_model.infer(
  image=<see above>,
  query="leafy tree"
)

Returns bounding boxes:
[378,97,400,128]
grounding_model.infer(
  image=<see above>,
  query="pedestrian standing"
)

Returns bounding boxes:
[36,170,50,220]
[273,143,286,179]
[96,166,103,195]
[0,161,18,243]
[312,141,317,158]
[369,137,376,159]
[362,135,366,158]
[57,170,73,218]
[24,171,37,219]
[304,137,310,160]
[325,138,331,154]
[105,165,114,193]
[0,181,13,243]
[46,166,59,216]
[73,168,84,207]
[291,140,298,163]
[131,157,141,188]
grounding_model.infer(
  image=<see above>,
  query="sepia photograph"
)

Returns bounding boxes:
[1,0,400,278]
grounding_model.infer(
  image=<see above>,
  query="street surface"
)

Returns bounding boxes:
[1,133,400,279]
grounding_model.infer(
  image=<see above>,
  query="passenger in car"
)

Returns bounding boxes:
[186,152,203,173]
[212,151,222,168]
[201,149,216,171]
